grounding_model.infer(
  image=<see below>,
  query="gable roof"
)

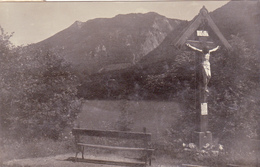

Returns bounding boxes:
[174,6,232,50]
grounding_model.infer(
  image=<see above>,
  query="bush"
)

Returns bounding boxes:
[143,35,260,164]
[0,27,82,140]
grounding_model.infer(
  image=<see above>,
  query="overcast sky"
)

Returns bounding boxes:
[0,1,228,46]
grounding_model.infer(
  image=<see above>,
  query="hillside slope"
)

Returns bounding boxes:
[32,12,182,74]
[140,1,260,66]
[211,1,260,47]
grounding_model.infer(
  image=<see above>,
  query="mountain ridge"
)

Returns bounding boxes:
[76,1,260,100]
[32,12,183,74]
[139,1,260,66]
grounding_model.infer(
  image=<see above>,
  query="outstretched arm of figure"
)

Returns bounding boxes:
[186,43,203,52]
[209,46,220,53]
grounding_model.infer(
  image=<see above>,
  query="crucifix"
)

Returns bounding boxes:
[186,29,220,134]
[173,6,231,148]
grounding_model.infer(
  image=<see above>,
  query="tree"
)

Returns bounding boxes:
[0,27,82,140]
[209,35,260,143]
[143,35,260,147]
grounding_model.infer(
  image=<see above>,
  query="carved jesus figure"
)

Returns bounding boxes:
[186,43,219,93]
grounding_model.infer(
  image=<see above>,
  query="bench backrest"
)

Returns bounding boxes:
[72,128,151,141]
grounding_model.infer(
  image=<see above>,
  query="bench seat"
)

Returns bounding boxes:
[72,157,146,166]
[77,143,154,152]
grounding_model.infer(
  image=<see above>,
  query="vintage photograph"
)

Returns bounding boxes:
[0,1,259,167]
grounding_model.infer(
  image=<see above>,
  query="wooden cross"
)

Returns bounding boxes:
[173,6,231,148]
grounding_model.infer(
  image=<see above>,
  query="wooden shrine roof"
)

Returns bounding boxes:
[173,6,232,50]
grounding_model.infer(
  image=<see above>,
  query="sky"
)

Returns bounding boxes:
[0,1,229,46]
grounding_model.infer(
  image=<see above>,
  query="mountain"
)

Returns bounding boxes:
[32,12,183,74]
[210,1,260,47]
[78,1,260,100]
[140,1,260,66]
[131,1,260,72]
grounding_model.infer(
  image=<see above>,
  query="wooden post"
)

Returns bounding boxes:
[256,139,260,167]
[143,127,148,166]
[74,122,81,160]
[199,61,208,133]
[192,45,212,149]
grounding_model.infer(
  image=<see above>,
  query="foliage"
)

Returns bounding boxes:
[142,35,260,150]
[0,27,82,140]
[140,34,260,166]
[209,35,260,142]
[0,27,14,51]
[181,142,226,166]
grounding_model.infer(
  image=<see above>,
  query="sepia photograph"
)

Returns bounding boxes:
[0,1,259,167]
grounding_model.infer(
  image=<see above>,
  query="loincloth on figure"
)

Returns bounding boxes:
[201,61,211,79]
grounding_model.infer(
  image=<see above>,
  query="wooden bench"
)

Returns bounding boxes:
[72,128,154,166]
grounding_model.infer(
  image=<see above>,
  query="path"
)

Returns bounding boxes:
[3,153,180,167]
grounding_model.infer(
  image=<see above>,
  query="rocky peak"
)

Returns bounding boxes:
[71,21,84,29]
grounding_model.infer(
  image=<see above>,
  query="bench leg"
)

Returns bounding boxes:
[75,150,79,162]
[148,152,152,166]
[82,146,85,159]
[75,145,81,161]
[75,145,84,161]
[144,154,148,167]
